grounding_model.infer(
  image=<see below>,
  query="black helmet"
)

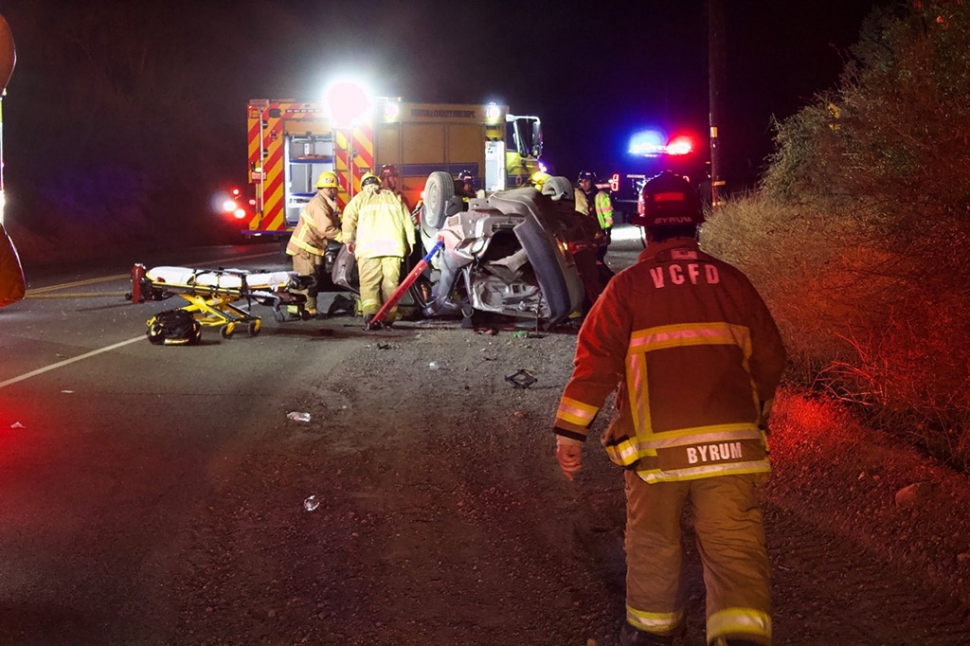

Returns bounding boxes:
[577,170,596,182]
[379,164,398,179]
[637,171,703,228]
[458,169,474,183]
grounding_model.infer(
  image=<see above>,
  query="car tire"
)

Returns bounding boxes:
[423,171,455,231]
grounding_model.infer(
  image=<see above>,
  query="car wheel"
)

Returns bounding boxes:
[423,171,455,230]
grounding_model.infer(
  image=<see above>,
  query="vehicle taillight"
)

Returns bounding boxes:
[233,208,247,220]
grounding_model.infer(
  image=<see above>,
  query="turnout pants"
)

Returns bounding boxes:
[357,256,402,320]
[624,470,772,646]
[291,249,323,311]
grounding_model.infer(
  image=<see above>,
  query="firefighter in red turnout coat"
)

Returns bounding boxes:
[553,171,787,646]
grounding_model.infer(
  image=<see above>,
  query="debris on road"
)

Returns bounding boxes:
[303,495,320,512]
[505,369,537,389]
[286,412,311,423]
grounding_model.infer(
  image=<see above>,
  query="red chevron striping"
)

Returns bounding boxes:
[248,120,262,167]
[354,124,374,171]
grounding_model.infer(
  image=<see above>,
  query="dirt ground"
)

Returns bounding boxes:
[165,307,970,646]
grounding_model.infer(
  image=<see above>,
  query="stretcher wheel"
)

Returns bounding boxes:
[221,322,237,339]
[248,320,262,337]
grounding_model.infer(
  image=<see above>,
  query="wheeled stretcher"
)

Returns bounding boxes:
[128,264,310,339]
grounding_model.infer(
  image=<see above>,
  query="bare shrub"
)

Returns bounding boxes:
[701,194,902,372]
[707,0,970,469]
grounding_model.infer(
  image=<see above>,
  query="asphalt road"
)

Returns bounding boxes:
[1,242,334,642]
[0,233,647,645]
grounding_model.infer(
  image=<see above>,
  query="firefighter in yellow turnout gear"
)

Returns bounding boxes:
[285,171,343,317]
[341,173,415,329]
[554,171,787,646]
[575,170,614,262]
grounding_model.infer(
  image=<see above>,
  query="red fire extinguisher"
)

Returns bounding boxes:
[127,263,147,303]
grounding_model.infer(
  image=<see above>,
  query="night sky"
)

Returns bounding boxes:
[4,0,882,198]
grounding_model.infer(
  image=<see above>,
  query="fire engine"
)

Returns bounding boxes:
[239,94,543,238]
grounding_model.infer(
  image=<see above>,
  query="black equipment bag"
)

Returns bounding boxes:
[146,309,202,345]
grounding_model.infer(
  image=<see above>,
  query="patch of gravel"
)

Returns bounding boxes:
[169,321,970,645]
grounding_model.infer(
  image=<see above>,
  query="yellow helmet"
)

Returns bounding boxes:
[530,171,551,189]
[360,172,381,188]
[315,171,338,189]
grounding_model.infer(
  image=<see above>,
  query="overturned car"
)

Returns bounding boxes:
[327,172,607,327]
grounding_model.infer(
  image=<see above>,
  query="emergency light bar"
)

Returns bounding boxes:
[629,130,695,158]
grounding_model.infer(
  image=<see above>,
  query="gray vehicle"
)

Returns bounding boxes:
[331,172,600,327]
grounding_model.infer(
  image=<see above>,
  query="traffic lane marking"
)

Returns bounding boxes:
[6,250,284,389]
[0,336,144,391]
[27,274,129,295]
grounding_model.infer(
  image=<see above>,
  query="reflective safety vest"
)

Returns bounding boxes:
[554,238,786,483]
[341,185,416,259]
[575,188,591,216]
[286,191,342,257]
[594,190,614,230]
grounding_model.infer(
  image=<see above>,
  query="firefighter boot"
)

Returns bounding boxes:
[619,622,674,646]
[305,296,318,318]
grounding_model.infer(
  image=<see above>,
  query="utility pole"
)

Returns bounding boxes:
[708,0,726,209]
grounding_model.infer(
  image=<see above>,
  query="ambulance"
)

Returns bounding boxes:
[241,95,543,237]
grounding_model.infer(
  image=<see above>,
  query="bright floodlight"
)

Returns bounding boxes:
[629,129,667,157]
[383,101,400,121]
[325,79,373,127]
[485,104,502,121]
[222,199,236,213]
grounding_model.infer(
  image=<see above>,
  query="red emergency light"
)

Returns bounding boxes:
[665,136,694,156]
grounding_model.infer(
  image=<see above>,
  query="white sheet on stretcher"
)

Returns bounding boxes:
[147,266,296,291]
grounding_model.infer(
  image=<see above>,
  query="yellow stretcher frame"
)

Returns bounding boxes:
[164,289,263,339]
[134,265,310,340]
